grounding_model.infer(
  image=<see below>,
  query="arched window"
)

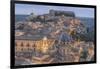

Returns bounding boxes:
[21,42,23,47]
[21,48,23,51]
[32,44,36,47]
[27,43,30,47]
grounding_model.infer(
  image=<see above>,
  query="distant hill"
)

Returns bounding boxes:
[15,15,95,42]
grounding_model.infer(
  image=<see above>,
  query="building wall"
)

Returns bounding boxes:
[15,39,55,53]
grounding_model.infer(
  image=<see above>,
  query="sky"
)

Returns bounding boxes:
[15,4,95,18]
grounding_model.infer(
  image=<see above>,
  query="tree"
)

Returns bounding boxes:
[27,12,36,22]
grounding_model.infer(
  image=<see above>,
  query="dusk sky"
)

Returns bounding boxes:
[15,4,94,18]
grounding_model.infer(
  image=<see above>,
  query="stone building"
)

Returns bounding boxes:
[49,9,75,17]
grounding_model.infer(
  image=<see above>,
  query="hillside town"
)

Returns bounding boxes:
[15,10,95,65]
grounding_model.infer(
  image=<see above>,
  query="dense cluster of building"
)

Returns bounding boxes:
[15,10,94,65]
